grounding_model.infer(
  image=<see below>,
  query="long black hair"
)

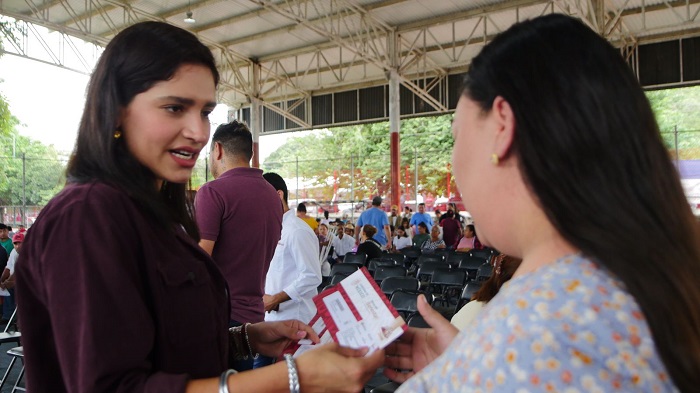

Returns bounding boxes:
[463,14,700,389]
[67,21,219,240]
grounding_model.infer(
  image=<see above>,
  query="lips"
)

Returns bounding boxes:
[170,149,196,160]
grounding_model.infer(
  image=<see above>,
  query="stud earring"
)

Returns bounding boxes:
[491,153,499,165]
[114,130,122,139]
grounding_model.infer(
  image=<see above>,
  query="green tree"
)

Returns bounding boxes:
[262,114,454,201]
[646,86,700,159]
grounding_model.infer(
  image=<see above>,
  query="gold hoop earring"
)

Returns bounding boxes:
[491,153,499,165]
[114,130,122,139]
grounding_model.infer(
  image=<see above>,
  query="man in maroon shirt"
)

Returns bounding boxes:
[195,122,283,340]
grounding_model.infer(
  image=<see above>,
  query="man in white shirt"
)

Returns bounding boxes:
[257,173,321,368]
[331,224,356,263]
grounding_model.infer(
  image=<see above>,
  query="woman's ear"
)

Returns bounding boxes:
[491,96,516,160]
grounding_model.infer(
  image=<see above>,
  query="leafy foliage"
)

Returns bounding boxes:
[262,115,455,201]
[646,86,700,159]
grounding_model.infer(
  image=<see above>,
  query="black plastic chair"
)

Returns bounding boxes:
[454,281,483,314]
[383,253,407,267]
[343,253,367,267]
[400,246,422,261]
[432,248,452,260]
[430,268,466,307]
[469,248,493,261]
[416,261,444,284]
[380,276,419,297]
[330,263,360,277]
[407,313,430,328]
[368,258,398,274]
[370,382,401,393]
[390,289,430,319]
[476,263,493,281]
[415,254,445,267]
[456,256,489,280]
[330,272,350,285]
[446,252,468,267]
[374,266,407,282]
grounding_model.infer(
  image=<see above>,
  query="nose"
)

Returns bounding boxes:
[183,113,210,145]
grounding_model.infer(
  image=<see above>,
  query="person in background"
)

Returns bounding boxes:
[439,210,462,249]
[384,14,699,392]
[296,202,319,233]
[330,224,356,263]
[195,120,283,371]
[402,206,412,221]
[259,173,323,369]
[433,210,442,225]
[400,217,412,238]
[409,203,432,234]
[0,232,22,323]
[420,225,445,253]
[356,224,383,262]
[318,223,330,250]
[450,254,521,329]
[0,224,13,258]
[455,224,479,252]
[392,226,412,252]
[411,222,430,248]
[355,196,391,250]
[320,210,331,227]
[388,205,401,229]
[16,21,382,393]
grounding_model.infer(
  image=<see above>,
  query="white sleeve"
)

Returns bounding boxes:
[283,228,322,301]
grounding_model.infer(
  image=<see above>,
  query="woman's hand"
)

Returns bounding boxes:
[296,343,384,393]
[247,320,319,358]
[383,295,459,383]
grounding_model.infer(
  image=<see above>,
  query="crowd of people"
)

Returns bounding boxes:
[9,12,700,393]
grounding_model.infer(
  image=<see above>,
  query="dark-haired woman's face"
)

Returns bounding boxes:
[120,64,217,186]
[451,96,498,239]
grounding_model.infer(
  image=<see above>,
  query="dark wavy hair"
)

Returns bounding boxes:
[463,14,700,389]
[66,21,219,240]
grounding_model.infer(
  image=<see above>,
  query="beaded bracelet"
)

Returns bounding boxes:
[243,323,259,359]
[218,369,237,393]
[284,354,300,393]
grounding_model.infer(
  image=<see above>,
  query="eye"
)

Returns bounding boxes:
[164,105,184,114]
[201,110,213,118]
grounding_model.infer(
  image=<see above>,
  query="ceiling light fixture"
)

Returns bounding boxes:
[184,1,196,24]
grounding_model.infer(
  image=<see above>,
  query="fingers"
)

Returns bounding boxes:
[293,320,320,344]
[330,343,369,358]
[383,367,415,383]
[417,295,449,330]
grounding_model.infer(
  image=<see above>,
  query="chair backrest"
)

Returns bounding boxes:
[330,272,350,285]
[447,252,469,267]
[380,276,420,297]
[433,248,452,259]
[457,256,488,271]
[469,249,493,261]
[407,313,430,328]
[390,289,421,315]
[476,263,493,281]
[415,254,445,267]
[416,261,443,279]
[455,281,484,313]
[343,253,367,267]
[400,246,422,260]
[383,253,407,266]
[374,266,407,282]
[430,268,466,287]
[368,258,398,273]
[330,263,360,277]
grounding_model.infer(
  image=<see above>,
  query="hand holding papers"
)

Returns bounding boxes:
[285,268,406,357]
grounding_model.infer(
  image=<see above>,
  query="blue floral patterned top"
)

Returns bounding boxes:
[398,254,678,392]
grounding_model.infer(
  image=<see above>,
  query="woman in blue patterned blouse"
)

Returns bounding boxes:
[383,14,700,392]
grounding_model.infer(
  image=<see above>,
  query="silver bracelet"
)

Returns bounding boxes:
[218,369,237,393]
[243,323,259,359]
[284,354,300,393]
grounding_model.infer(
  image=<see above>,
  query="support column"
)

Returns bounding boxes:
[250,63,262,168]
[388,31,401,210]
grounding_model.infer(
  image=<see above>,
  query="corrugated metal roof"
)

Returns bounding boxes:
[1,0,699,110]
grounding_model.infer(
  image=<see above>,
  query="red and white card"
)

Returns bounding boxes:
[284,267,406,357]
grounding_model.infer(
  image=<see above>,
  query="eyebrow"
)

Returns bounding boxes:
[159,96,217,109]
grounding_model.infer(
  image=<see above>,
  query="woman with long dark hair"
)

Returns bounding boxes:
[384,14,700,391]
[16,21,382,393]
